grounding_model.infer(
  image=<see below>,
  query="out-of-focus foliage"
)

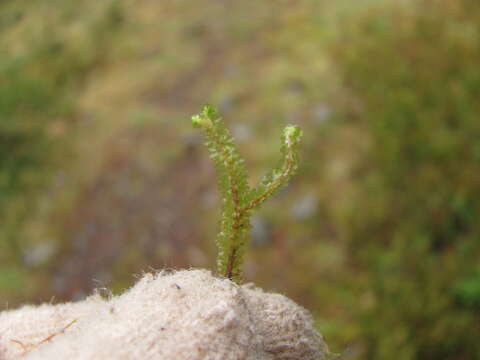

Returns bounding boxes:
[0,0,125,301]
[1,0,479,359]
[329,0,480,358]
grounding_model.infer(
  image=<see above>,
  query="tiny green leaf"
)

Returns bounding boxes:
[191,112,213,128]
[202,104,218,119]
[191,114,203,128]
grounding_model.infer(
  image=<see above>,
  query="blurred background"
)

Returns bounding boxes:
[1,0,479,358]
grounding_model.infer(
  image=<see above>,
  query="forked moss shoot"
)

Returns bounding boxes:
[192,105,302,283]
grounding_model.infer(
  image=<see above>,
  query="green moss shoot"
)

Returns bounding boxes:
[192,105,302,283]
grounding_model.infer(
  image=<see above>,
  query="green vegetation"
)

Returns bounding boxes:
[328,0,480,358]
[1,0,479,359]
[192,105,301,282]
[0,0,125,300]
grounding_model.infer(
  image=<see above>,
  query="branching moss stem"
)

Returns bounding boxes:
[192,105,302,283]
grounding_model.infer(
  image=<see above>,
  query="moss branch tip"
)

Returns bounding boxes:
[284,125,302,147]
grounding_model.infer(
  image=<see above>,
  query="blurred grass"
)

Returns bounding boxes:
[1,0,479,359]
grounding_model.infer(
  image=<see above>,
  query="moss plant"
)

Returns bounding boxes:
[192,105,302,283]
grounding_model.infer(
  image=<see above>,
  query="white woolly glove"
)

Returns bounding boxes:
[0,270,328,360]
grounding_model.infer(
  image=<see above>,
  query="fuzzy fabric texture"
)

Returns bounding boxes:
[0,269,328,360]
